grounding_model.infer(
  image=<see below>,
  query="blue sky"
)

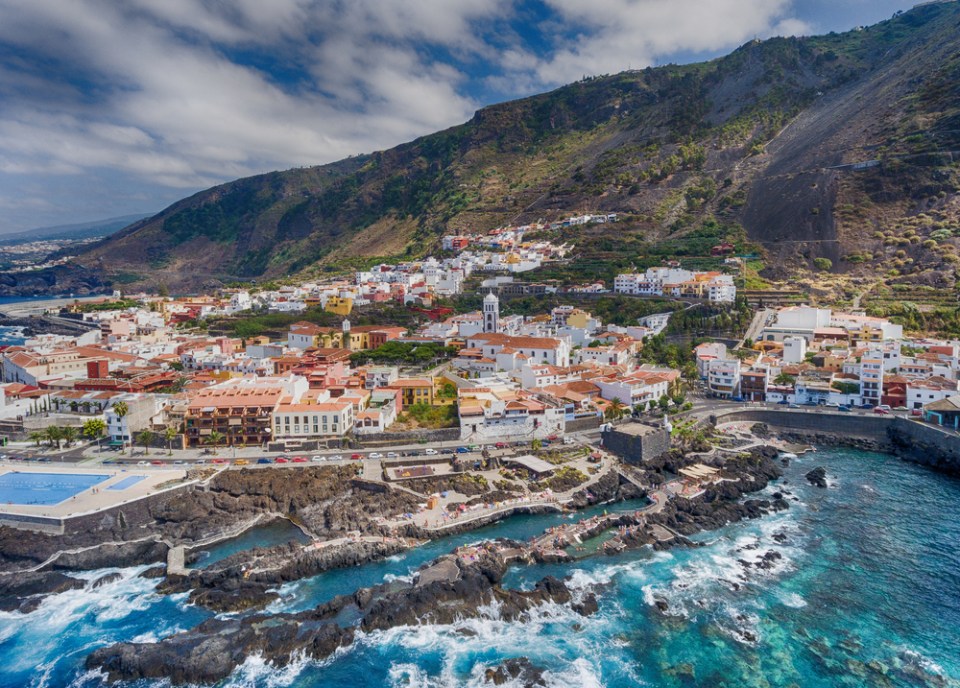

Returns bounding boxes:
[0,0,917,234]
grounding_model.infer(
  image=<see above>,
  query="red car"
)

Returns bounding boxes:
[351,453,363,460]
[211,458,228,464]
[292,457,308,463]
[873,407,890,415]
[275,457,289,464]
[151,460,164,466]
[547,434,559,441]
[495,442,508,449]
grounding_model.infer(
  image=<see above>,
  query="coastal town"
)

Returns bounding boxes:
[6,2,960,685]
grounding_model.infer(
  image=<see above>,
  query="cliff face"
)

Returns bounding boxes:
[18,1,960,295]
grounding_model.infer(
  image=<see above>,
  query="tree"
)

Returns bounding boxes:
[164,426,179,456]
[671,392,686,408]
[205,430,226,451]
[137,430,154,455]
[531,438,542,451]
[44,426,63,450]
[604,398,626,421]
[773,373,796,385]
[83,418,106,453]
[28,431,44,447]
[60,426,78,447]
[658,394,671,412]
[112,401,129,453]
[81,401,92,414]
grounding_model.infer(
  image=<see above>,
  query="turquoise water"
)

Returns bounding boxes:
[0,448,958,687]
[0,472,109,505]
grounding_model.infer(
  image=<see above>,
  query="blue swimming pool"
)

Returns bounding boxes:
[108,475,147,491]
[0,472,110,505]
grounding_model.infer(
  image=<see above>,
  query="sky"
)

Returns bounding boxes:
[0,0,918,234]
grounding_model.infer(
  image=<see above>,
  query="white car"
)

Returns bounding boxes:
[329,454,343,462]
[311,455,324,462]
[137,461,149,466]
[369,452,384,459]
[563,437,575,445]
[424,448,439,455]
[386,452,398,458]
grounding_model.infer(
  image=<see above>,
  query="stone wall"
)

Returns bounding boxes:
[711,408,960,476]
[357,428,461,447]
[601,423,670,465]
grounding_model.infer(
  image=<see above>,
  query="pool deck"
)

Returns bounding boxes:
[0,464,189,521]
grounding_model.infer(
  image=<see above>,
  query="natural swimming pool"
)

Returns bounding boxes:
[0,472,110,505]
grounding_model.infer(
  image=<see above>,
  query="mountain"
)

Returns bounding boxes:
[17,1,960,296]
[0,214,153,245]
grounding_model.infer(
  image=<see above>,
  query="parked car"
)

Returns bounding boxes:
[837,405,851,412]
[873,407,890,415]
[776,399,789,405]
[911,409,923,417]
[329,454,343,461]
[563,437,575,445]
[825,402,839,408]
[234,459,249,465]
[292,457,308,463]
[137,460,149,466]
[547,434,559,441]
[788,403,801,409]
[369,452,384,459]
[386,452,398,458]
[860,403,875,410]
[494,442,508,449]
[893,406,908,412]
[456,447,470,454]
[731,396,745,403]
[877,404,892,412]
[257,458,272,464]
[212,458,228,464]
[424,448,439,455]
[351,453,363,460]
[275,457,289,463]
[311,455,324,462]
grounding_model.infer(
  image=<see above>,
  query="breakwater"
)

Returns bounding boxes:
[711,408,960,476]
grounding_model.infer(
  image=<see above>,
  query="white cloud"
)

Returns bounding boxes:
[0,0,847,232]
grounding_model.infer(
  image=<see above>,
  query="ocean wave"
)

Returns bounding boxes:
[222,651,314,688]
[362,597,626,686]
[0,566,162,674]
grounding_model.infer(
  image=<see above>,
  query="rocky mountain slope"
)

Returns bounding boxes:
[16,1,960,296]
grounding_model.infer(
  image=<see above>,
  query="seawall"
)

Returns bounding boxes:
[710,408,960,476]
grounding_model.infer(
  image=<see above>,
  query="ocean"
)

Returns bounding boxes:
[1,448,958,687]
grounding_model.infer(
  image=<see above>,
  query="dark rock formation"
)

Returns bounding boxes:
[0,571,86,613]
[484,657,547,686]
[161,538,411,612]
[87,552,591,685]
[806,467,828,488]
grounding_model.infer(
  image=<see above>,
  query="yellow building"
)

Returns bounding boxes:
[325,296,353,316]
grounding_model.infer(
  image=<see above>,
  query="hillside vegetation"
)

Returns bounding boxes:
[22,1,960,298]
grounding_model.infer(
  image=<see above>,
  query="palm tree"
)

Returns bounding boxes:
[205,430,225,452]
[60,426,78,447]
[136,430,154,455]
[164,426,179,456]
[28,431,44,447]
[604,398,626,422]
[81,401,92,414]
[44,426,63,450]
[112,401,129,454]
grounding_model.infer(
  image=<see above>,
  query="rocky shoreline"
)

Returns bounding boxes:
[85,447,786,684]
